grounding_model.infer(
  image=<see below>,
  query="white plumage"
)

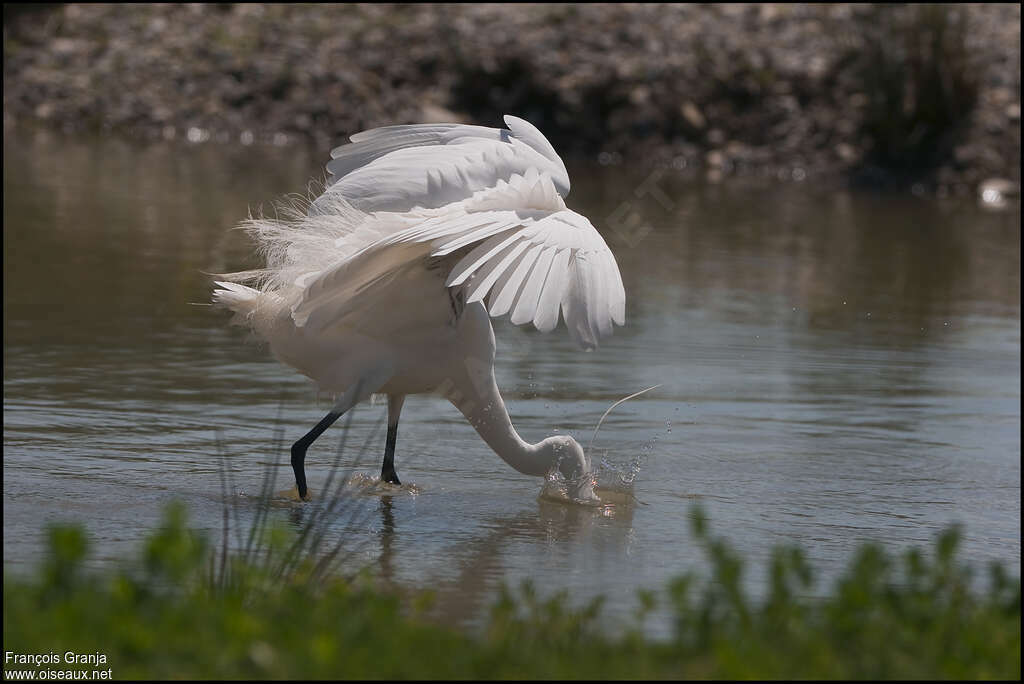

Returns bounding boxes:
[213,115,625,501]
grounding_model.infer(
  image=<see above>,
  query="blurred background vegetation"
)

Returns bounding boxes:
[3,3,1020,193]
[4,502,1020,679]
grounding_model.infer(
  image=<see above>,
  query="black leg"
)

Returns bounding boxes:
[381,422,401,485]
[381,394,405,485]
[291,410,343,500]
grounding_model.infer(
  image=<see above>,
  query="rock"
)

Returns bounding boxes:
[978,177,1019,210]
[51,38,80,56]
[680,101,705,130]
[705,149,726,167]
[629,85,651,105]
[848,93,869,108]
[835,143,859,162]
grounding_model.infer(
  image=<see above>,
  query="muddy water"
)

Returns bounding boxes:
[3,130,1019,634]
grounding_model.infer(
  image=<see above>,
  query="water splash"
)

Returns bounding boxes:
[538,469,601,507]
[276,474,421,501]
[538,384,660,507]
[539,447,644,508]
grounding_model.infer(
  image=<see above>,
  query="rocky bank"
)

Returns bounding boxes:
[3,3,1020,194]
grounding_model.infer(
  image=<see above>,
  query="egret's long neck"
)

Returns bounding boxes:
[447,367,552,477]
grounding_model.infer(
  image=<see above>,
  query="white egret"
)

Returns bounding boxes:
[213,115,625,500]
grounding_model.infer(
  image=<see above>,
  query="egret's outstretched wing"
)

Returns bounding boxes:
[294,170,625,350]
[314,115,571,213]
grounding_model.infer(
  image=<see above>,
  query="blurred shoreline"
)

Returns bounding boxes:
[3,3,1020,195]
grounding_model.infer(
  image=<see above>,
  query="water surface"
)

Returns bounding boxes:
[4,129,1020,634]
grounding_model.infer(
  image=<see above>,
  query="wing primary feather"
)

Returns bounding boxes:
[432,218,519,256]
[463,239,527,303]
[561,253,597,349]
[592,250,613,338]
[510,246,557,326]
[604,250,626,326]
[446,229,521,287]
[489,242,545,317]
[532,247,571,333]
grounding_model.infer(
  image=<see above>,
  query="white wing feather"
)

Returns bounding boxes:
[510,245,558,326]
[289,118,624,349]
[315,116,570,213]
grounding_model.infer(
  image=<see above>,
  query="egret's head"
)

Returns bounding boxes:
[541,434,587,478]
[539,435,597,502]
